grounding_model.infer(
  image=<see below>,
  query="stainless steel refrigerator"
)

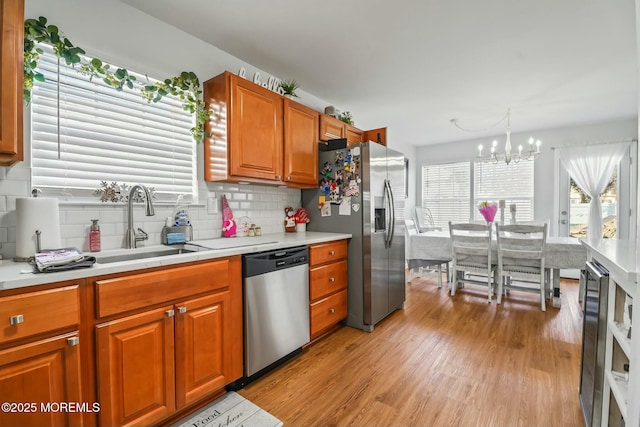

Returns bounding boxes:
[302,142,405,332]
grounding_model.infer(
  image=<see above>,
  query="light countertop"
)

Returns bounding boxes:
[0,232,351,291]
[580,238,640,284]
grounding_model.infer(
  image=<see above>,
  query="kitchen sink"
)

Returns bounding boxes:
[96,247,198,264]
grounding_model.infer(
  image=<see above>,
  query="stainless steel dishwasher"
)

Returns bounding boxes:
[241,246,309,385]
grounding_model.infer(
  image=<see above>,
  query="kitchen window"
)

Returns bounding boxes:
[474,160,534,222]
[421,161,471,228]
[421,160,533,227]
[29,45,197,203]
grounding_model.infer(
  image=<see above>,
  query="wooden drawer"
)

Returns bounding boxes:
[310,260,347,301]
[0,286,79,344]
[96,258,235,318]
[309,240,347,267]
[310,289,347,336]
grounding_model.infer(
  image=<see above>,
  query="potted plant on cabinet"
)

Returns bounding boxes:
[339,111,354,126]
[279,79,299,98]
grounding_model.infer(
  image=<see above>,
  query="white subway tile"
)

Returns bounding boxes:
[0,180,28,196]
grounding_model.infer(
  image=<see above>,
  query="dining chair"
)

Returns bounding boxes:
[414,207,439,232]
[495,223,548,311]
[448,222,495,302]
[405,219,450,287]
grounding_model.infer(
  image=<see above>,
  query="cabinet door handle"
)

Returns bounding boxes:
[329,250,335,256]
[329,277,335,282]
[9,314,24,325]
[329,308,335,314]
[165,309,175,317]
[286,176,291,181]
[178,306,187,314]
[67,336,80,346]
[276,175,282,180]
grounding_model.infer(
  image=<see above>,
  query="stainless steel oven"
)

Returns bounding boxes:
[579,260,609,427]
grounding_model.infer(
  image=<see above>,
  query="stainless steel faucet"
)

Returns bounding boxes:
[126,184,155,249]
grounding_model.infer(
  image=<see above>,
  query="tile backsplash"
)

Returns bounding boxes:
[0,162,302,259]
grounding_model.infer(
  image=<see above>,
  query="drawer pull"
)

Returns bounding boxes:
[166,309,175,317]
[9,314,24,326]
[276,175,282,180]
[178,306,187,314]
[67,336,80,346]
[329,308,335,314]
[329,250,335,256]
[329,277,335,282]
[285,176,291,181]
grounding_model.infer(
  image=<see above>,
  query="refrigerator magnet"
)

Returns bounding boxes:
[339,197,351,215]
[352,203,360,212]
[321,203,331,217]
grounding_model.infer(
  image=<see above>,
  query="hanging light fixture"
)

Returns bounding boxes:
[476,108,541,165]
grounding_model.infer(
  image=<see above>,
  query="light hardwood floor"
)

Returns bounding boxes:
[239,274,584,427]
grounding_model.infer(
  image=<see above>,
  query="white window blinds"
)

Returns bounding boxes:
[422,162,471,228]
[474,161,534,222]
[30,45,197,201]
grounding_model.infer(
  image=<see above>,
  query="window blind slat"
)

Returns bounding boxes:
[31,45,196,201]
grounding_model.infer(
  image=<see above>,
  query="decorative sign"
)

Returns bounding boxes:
[238,67,285,95]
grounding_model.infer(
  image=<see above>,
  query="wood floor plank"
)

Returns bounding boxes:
[239,274,584,426]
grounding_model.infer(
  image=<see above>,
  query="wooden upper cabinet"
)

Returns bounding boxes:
[204,71,283,184]
[319,114,368,147]
[319,114,345,141]
[0,0,24,166]
[363,127,387,146]
[345,124,364,146]
[283,98,319,187]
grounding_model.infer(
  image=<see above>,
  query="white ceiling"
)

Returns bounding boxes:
[122,0,638,147]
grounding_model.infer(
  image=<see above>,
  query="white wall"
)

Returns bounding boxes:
[415,118,638,236]
[637,0,640,242]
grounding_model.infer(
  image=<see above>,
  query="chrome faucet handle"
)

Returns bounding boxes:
[135,228,149,242]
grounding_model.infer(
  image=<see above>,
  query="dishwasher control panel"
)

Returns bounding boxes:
[243,246,308,277]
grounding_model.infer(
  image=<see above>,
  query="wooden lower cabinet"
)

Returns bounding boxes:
[96,307,175,427]
[310,290,348,337]
[94,256,242,427]
[308,240,348,342]
[0,332,82,427]
[175,291,232,409]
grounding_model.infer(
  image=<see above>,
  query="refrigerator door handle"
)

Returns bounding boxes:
[386,180,396,248]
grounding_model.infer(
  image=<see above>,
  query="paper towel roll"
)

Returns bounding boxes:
[16,198,62,258]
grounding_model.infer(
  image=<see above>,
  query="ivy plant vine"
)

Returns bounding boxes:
[23,16,209,142]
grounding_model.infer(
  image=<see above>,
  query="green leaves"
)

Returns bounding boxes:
[23,15,209,142]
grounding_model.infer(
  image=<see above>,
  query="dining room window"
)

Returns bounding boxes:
[474,160,534,222]
[29,44,197,203]
[421,161,471,228]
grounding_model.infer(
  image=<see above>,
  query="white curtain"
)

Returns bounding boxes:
[557,143,628,240]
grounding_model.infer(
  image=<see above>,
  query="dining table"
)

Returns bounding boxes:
[408,229,588,308]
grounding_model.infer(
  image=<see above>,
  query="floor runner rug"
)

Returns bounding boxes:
[170,392,283,427]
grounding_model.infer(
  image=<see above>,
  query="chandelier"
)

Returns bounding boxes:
[476,109,541,165]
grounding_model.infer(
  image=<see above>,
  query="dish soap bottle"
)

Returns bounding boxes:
[89,219,101,252]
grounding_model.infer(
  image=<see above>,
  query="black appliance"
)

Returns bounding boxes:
[579,260,609,427]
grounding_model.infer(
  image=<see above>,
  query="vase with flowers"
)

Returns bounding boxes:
[478,201,498,225]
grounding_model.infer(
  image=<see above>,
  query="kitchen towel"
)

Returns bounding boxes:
[15,197,62,259]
